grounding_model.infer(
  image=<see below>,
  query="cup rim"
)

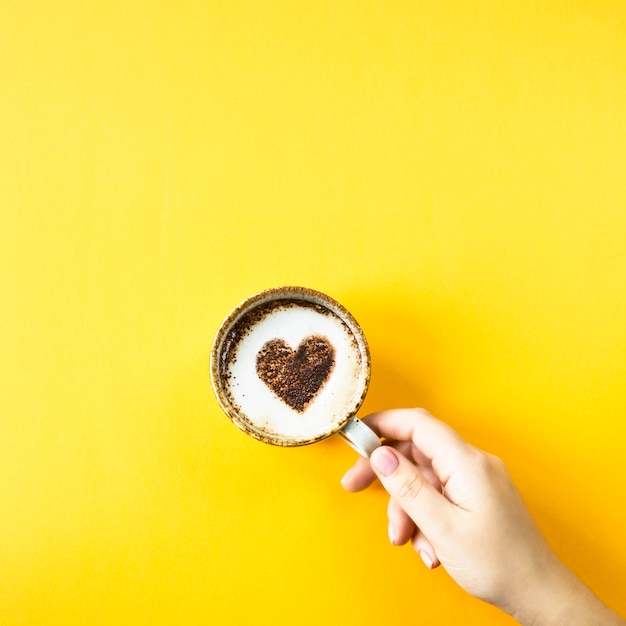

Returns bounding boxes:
[210,286,371,447]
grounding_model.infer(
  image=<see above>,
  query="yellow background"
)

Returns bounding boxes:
[1,1,625,624]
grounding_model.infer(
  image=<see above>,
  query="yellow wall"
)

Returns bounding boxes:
[1,2,625,624]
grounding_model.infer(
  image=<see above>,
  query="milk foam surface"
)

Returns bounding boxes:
[223,302,364,441]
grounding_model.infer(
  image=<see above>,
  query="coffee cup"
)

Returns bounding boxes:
[210,286,381,457]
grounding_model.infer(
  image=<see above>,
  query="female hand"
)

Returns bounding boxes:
[341,408,624,625]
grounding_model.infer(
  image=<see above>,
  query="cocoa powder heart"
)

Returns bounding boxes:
[256,335,335,412]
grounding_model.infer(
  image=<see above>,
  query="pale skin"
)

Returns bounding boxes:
[341,408,625,626]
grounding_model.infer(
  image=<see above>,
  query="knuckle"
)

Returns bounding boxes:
[485,452,509,476]
[490,454,508,471]
[397,472,425,504]
[473,451,512,493]
[475,451,493,471]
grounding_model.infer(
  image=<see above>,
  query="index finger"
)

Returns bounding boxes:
[363,408,476,485]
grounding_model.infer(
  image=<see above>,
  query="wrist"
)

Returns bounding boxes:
[507,556,624,626]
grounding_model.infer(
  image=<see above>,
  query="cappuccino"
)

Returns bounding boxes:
[212,288,370,447]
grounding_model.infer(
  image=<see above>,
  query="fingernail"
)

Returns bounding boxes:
[388,522,396,545]
[340,468,354,489]
[370,447,399,477]
[420,551,434,569]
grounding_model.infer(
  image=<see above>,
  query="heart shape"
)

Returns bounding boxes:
[256,335,335,412]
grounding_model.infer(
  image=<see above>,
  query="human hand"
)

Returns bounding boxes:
[341,409,625,625]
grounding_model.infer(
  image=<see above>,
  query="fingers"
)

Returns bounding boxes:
[412,529,441,569]
[388,498,440,568]
[387,498,415,545]
[341,440,415,492]
[340,456,376,492]
[364,408,469,458]
[369,445,454,544]
[364,409,475,485]
[343,409,465,565]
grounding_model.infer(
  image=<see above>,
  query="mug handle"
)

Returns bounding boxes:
[337,416,381,457]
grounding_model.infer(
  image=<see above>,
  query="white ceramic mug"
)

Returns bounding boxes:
[210,286,381,457]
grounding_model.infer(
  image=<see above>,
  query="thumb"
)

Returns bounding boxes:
[370,446,453,542]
